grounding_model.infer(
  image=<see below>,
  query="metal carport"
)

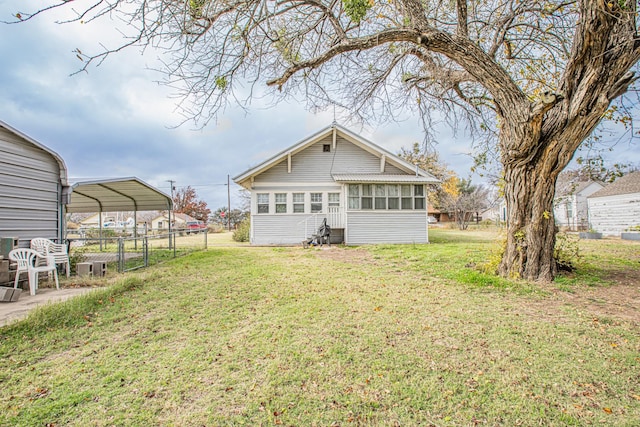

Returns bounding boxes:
[66,177,173,247]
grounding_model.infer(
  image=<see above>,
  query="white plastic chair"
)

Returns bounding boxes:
[9,248,60,296]
[30,238,70,278]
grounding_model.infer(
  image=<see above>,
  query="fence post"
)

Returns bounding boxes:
[204,229,208,249]
[117,237,124,273]
[144,236,149,268]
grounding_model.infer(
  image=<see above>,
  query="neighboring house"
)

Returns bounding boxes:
[78,212,138,228]
[428,208,452,223]
[0,120,70,250]
[233,124,439,245]
[588,171,640,236]
[78,212,117,228]
[481,199,507,223]
[150,212,199,230]
[76,213,100,227]
[553,180,604,231]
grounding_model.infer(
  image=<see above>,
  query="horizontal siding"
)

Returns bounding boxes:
[0,134,61,175]
[255,135,405,184]
[0,160,61,186]
[252,215,310,245]
[0,128,62,241]
[0,187,59,205]
[588,193,640,236]
[252,211,429,245]
[346,211,428,244]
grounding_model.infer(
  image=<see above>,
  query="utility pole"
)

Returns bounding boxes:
[227,174,231,232]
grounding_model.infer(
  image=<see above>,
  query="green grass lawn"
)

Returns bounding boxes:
[1,229,638,426]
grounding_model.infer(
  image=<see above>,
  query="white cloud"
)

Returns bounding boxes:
[1,1,637,212]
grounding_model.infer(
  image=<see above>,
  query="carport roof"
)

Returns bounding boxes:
[67,177,173,213]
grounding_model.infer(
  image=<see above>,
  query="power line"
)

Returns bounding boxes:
[175,183,228,189]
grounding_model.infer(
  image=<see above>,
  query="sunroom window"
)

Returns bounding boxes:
[401,185,412,209]
[414,185,425,210]
[374,184,386,209]
[388,185,399,209]
[361,185,373,210]
[347,184,426,211]
[348,184,360,209]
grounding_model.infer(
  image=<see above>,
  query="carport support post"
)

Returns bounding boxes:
[168,209,173,250]
[134,209,138,250]
[99,211,103,251]
[168,180,174,250]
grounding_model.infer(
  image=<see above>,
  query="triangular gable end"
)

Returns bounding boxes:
[233,124,437,188]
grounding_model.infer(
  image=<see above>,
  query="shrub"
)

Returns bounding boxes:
[554,232,580,272]
[233,218,250,242]
[68,246,88,273]
[207,223,225,233]
[477,233,506,275]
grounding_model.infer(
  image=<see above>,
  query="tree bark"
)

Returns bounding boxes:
[499,160,558,282]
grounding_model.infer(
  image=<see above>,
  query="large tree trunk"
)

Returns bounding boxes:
[498,161,558,282]
[493,1,640,283]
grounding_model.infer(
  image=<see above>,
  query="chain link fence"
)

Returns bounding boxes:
[68,230,208,275]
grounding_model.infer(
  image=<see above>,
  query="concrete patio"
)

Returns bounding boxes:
[0,287,98,327]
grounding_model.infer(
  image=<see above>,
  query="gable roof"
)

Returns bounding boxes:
[151,212,199,223]
[555,180,604,197]
[589,171,640,198]
[233,124,439,187]
[68,177,173,213]
[0,119,69,185]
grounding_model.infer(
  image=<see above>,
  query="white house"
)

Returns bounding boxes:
[553,180,604,231]
[587,171,640,236]
[481,199,507,224]
[78,212,133,228]
[233,124,439,245]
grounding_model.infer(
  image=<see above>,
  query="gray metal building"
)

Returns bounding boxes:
[0,120,69,250]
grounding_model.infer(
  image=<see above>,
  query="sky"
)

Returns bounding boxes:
[1,2,638,213]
